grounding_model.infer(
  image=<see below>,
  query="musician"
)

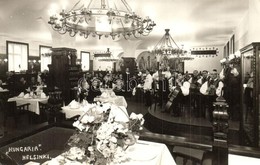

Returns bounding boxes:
[200,69,224,121]
[168,71,178,90]
[123,68,132,97]
[143,69,153,107]
[197,70,210,118]
[188,70,201,117]
[165,73,190,116]
[223,59,241,120]
[157,70,167,107]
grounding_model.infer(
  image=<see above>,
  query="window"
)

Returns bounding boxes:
[7,41,28,72]
[81,51,90,71]
[40,45,52,71]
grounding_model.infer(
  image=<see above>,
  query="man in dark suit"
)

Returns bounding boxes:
[123,68,132,98]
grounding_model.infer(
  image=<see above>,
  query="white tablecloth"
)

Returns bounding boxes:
[229,154,260,165]
[62,103,129,120]
[41,140,176,165]
[94,96,127,108]
[0,89,9,92]
[61,106,85,119]
[8,97,48,115]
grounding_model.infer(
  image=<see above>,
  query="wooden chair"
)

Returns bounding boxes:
[3,101,30,128]
[45,90,65,124]
[38,102,50,123]
[173,146,205,165]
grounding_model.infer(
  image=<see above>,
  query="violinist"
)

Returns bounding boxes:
[200,69,224,121]
[164,73,190,117]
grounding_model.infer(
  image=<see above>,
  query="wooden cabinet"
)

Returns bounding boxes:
[67,65,81,88]
[240,42,260,147]
[48,48,82,104]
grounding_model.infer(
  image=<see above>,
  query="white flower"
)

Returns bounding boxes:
[88,146,94,152]
[130,112,144,121]
[129,112,138,119]
[110,136,117,143]
[72,121,85,131]
[136,114,143,120]
[140,118,145,125]
[81,115,95,123]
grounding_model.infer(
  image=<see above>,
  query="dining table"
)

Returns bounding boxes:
[8,96,48,115]
[61,100,129,120]
[40,140,176,165]
[62,89,128,119]
[94,95,127,108]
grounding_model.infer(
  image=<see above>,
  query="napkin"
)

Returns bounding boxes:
[110,91,116,97]
[69,100,80,109]
[18,92,25,98]
[24,93,30,98]
[35,86,42,91]
[41,92,47,98]
[109,105,129,122]
[100,92,109,98]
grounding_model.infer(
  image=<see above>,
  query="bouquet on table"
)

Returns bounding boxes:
[49,102,144,165]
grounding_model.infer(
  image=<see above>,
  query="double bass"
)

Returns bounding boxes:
[165,87,180,112]
[164,76,183,112]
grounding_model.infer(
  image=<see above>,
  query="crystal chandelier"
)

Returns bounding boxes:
[150,29,193,61]
[48,0,156,40]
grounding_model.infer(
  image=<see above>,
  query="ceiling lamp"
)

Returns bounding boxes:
[48,0,156,40]
[150,29,191,59]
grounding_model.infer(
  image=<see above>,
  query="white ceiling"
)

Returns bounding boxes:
[0,0,249,50]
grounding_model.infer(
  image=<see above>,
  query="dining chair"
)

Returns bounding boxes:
[45,90,65,124]
[38,102,49,123]
[3,101,30,128]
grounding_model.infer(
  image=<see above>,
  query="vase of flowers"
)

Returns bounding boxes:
[54,102,145,165]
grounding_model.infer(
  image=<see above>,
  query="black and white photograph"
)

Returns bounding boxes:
[0,0,260,164]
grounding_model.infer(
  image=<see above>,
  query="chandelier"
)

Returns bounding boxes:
[48,0,156,40]
[150,29,193,61]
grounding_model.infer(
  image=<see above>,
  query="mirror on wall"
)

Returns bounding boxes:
[240,43,260,147]
[241,50,254,144]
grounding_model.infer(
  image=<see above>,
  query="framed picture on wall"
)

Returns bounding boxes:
[81,51,90,71]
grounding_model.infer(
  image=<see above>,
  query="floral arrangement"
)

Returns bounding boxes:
[57,102,144,165]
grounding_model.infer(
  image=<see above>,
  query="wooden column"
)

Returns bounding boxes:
[212,98,229,165]
[48,47,80,104]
